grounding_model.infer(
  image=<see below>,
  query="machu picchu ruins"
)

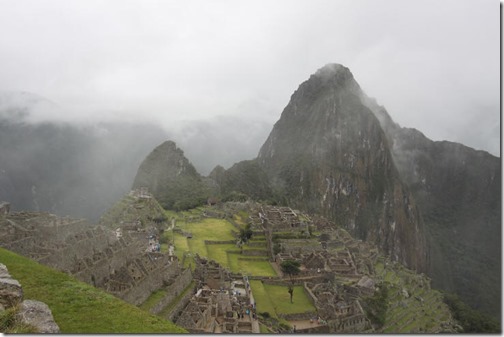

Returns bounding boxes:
[0,189,460,333]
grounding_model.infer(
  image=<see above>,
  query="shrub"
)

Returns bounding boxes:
[260,312,271,319]
[363,282,389,327]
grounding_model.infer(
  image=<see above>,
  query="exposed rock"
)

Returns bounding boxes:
[0,264,60,333]
[0,263,22,308]
[16,300,60,333]
[362,96,501,318]
[256,63,427,272]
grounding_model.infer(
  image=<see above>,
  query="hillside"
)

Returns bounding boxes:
[362,97,501,318]
[0,247,186,333]
[132,141,212,210]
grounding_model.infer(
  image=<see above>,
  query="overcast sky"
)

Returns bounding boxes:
[0,0,500,165]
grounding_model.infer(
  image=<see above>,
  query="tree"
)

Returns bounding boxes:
[281,260,301,278]
[239,224,253,244]
[280,260,301,303]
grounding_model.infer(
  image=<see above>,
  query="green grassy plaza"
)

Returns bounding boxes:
[158,209,319,326]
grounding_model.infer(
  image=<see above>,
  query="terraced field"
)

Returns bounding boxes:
[374,258,453,333]
[164,216,277,276]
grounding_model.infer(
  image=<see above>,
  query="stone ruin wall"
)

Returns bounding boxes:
[150,267,193,315]
[0,211,183,307]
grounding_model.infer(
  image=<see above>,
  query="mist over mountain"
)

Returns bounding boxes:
[0,92,170,221]
[0,92,272,220]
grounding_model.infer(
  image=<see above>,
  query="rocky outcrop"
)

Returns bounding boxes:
[0,263,22,310]
[256,64,427,272]
[132,141,211,210]
[16,300,60,333]
[0,263,60,333]
[362,97,501,318]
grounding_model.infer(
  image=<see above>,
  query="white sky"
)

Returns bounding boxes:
[0,0,500,158]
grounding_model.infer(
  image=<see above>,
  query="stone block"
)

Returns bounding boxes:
[16,300,60,333]
[0,263,23,308]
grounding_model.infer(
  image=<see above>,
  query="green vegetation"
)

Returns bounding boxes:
[158,281,196,318]
[239,223,253,243]
[138,289,168,311]
[263,284,316,314]
[166,215,277,276]
[363,282,389,327]
[280,260,300,279]
[250,280,316,318]
[0,248,186,333]
[443,292,500,333]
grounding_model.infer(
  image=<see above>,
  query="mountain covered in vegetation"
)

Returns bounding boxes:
[132,140,213,210]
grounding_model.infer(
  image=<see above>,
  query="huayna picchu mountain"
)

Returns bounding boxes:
[256,64,427,273]
[214,63,500,319]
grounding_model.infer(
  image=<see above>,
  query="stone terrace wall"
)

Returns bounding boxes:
[0,211,184,308]
[151,268,193,314]
[121,255,180,305]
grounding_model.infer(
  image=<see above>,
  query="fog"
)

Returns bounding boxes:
[0,0,499,161]
[0,0,499,220]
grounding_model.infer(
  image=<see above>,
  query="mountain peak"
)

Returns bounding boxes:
[312,63,355,85]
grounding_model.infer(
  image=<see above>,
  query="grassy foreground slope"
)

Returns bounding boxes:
[0,247,187,333]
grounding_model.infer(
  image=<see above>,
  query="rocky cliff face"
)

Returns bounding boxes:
[362,98,501,318]
[256,64,427,272]
[132,141,211,210]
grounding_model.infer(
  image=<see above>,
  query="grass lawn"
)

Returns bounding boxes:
[226,253,277,276]
[169,215,276,277]
[170,218,238,269]
[251,281,316,318]
[0,248,186,333]
[250,280,278,318]
[185,218,236,241]
[263,284,316,315]
[207,244,236,268]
